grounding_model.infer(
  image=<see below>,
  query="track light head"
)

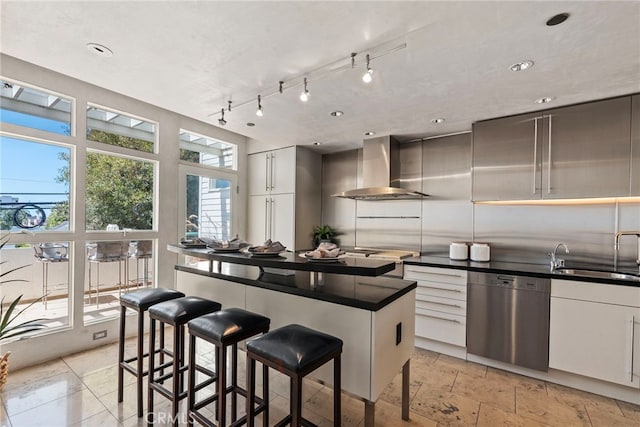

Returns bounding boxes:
[218,108,227,126]
[256,95,263,117]
[279,81,284,94]
[300,77,310,102]
[227,100,232,111]
[362,54,373,83]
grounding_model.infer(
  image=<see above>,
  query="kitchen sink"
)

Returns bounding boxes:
[554,268,640,281]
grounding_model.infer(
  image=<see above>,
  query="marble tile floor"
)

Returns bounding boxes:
[1,340,639,427]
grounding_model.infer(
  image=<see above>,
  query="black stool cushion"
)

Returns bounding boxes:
[247,324,343,373]
[120,288,185,311]
[188,308,270,344]
[148,296,221,325]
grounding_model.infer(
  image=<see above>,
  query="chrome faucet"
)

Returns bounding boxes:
[614,231,640,272]
[548,242,570,270]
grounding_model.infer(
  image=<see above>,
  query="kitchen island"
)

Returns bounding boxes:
[168,244,417,426]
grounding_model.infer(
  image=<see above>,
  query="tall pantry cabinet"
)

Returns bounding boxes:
[247,146,321,250]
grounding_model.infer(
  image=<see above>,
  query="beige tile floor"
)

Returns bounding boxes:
[1,340,639,427]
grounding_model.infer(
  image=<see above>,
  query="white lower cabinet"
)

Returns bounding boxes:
[549,279,640,388]
[247,193,294,249]
[404,265,467,349]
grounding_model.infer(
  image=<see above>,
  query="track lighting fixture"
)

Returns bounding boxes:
[279,81,284,94]
[256,95,263,117]
[300,78,310,102]
[362,54,373,83]
[227,100,232,111]
[218,108,227,126]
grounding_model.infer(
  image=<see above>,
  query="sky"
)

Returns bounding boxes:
[0,110,70,214]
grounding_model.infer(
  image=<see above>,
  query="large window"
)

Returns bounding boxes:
[179,130,236,170]
[86,104,155,153]
[0,136,71,231]
[85,151,154,231]
[0,79,72,136]
[186,174,232,240]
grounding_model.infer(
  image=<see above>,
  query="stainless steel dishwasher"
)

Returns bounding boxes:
[466,272,551,371]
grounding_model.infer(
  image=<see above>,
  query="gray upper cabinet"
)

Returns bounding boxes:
[473,96,632,201]
[472,112,541,201]
[632,94,640,195]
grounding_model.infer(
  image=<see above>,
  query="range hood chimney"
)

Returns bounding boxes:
[332,136,429,200]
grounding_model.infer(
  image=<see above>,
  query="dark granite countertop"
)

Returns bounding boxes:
[404,255,640,287]
[175,263,417,311]
[168,244,396,276]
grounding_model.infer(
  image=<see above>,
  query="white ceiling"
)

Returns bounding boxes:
[1,1,639,154]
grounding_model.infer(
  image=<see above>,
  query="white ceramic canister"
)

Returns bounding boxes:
[470,242,490,262]
[449,242,469,260]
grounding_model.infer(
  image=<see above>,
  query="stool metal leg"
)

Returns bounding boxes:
[262,363,269,427]
[291,375,302,427]
[117,305,126,403]
[231,342,238,423]
[334,355,341,427]
[187,334,196,427]
[218,344,227,427]
[172,325,181,427]
[136,308,144,417]
[247,356,256,427]
[147,318,157,427]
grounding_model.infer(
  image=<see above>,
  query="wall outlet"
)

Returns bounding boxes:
[93,330,107,340]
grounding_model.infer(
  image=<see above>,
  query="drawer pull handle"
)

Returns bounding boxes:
[418,285,463,293]
[418,312,462,324]
[408,270,464,278]
[416,298,462,308]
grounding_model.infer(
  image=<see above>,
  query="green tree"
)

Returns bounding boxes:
[53,133,154,230]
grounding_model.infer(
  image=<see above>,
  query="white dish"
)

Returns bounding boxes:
[299,253,346,262]
[249,251,285,257]
[209,247,241,253]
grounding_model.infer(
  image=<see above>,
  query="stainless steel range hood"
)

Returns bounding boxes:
[332,136,429,200]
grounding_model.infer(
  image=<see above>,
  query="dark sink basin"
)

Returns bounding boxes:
[554,268,640,282]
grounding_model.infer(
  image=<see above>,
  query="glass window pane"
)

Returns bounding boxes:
[0,240,71,339]
[86,152,154,231]
[84,239,154,324]
[179,130,236,170]
[86,105,155,153]
[185,174,232,240]
[0,79,72,136]
[0,136,71,231]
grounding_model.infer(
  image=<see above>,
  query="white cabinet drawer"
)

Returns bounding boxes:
[552,279,640,308]
[415,308,466,346]
[404,265,467,286]
[416,281,466,300]
[416,293,466,317]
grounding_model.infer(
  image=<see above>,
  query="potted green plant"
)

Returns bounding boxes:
[0,234,46,390]
[312,225,336,247]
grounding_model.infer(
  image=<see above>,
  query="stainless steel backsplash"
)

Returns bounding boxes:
[322,134,640,268]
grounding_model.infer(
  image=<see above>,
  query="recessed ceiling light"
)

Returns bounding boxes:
[535,97,555,104]
[546,13,570,26]
[313,141,322,146]
[330,111,344,117]
[364,131,376,136]
[509,60,534,72]
[246,122,255,127]
[86,43,113,57]
[431,118,445,124]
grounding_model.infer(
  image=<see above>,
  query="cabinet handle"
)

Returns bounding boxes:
[270,153,275,191]
[417,310,461,324]
[631,316,636,383]
[265,154,270,192]
[408,270,464,279]
[416,298,462,308]
[418,284,463,293]
[270,197,274,239]
[264,198,269,241]
[547,115,552,194]
[533,117,538,194]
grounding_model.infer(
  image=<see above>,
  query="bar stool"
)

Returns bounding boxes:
[246,324,343,427]
[118,288,185,418]
[148,296,222,427]
[187,308,271,427]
